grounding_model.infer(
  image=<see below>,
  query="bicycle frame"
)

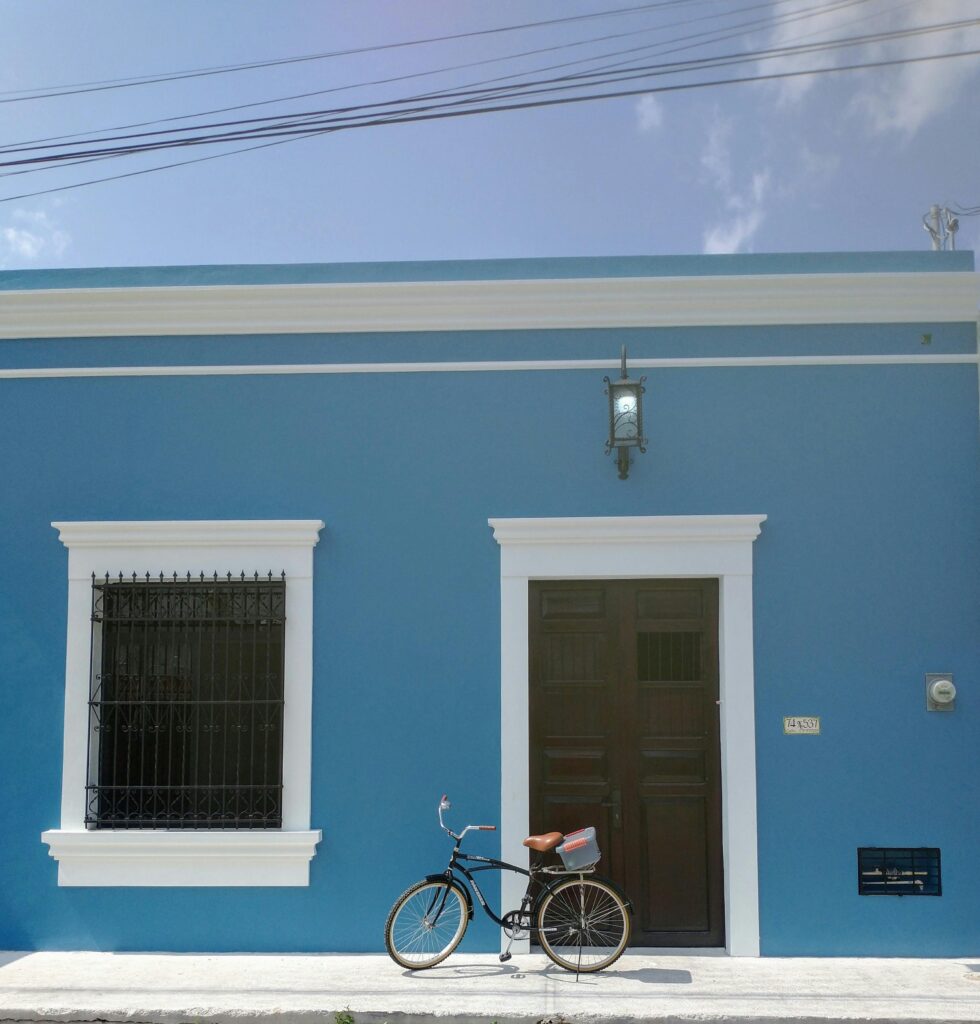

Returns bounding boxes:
[385,796,634,974]
[438,828,596,932]
[446,846,533,928]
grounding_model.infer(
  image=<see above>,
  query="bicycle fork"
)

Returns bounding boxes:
[425,883,453,928]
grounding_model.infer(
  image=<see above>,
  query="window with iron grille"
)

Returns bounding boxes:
[87,572,286,830]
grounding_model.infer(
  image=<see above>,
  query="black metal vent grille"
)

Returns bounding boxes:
[858,848,941,896]
[87,572,286,830]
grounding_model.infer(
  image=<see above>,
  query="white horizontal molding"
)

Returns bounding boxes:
[53,520,325,580]
[3,353,976,380]
[2,272,978,338]
[41,829,322,887]
[53,519,325,548]
[490,515,767,581]
[490,515,767,546]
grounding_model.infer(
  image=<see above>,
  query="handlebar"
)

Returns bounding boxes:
[437,794,497,841]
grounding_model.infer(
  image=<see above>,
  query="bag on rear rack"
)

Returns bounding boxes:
[557,826,600,869]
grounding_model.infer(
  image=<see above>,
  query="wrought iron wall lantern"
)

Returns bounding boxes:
[604,346,646,480]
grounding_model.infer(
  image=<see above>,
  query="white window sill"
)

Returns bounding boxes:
[41,828,322,887]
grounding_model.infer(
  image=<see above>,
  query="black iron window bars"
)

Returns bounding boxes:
[86,572,286,830]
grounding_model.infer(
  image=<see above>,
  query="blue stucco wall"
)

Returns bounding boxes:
[0,254,977,956]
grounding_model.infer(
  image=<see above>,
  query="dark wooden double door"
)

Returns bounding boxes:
[529,579,724,947]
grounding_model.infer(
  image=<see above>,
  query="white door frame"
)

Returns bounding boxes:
[489,515,766,956]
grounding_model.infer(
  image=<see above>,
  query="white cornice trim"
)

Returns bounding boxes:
[3,353,977,380]
[2,272,978,338]
[52,519,325,548]
[490,515,767,547]
[41,829,322,887]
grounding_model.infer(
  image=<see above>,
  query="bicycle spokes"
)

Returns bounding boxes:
[385,881,468,969]
[536,878,630,972]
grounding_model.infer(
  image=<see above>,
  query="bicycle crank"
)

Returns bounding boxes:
[499,909,532,962]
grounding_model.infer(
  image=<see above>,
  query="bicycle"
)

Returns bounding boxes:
[384,795,632,974]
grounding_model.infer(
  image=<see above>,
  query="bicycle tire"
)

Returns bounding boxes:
[535,875,631,972]
[384,878,469,969]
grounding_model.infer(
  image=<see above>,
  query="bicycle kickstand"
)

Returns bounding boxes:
[499,896,532,963]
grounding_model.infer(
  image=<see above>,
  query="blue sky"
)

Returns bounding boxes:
[1,0,978,268]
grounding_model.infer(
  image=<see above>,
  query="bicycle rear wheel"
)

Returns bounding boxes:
[536,876,630,972]
[384,878,469,969]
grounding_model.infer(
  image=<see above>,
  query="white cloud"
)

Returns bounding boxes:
[635,94,664,132]
[760,1,865,105]
[751,169,770,206]
[698,115,770,254]
[2,226,43,261]
[701,172,771,255]
[760,0,980,137]
[850,42,980,137]
[0,208,70,267]
[703,208,766,254]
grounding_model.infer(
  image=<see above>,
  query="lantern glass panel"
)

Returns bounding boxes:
[611,383,641,443]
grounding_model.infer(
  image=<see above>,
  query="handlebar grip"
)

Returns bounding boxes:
[478,825,497,831]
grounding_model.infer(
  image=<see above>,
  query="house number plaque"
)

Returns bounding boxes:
[783,716,820,734]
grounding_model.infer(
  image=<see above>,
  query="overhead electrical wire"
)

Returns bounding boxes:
[574,0,907,76]
[2,13,975,168]
[2,40,978,204]
[0,0,709,103]
[3,32,974,180]
[0,9,952,160]
[1,2,977,202]
[6,0,870,151]
[0,0,888,181]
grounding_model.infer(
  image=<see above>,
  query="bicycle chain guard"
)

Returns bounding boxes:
[501,909,532,939]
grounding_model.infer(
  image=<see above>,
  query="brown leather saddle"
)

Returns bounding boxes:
[522,831,563,853]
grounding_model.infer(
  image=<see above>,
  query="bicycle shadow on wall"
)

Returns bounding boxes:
[398,962,694,985]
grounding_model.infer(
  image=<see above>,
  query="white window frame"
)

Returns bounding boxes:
[489,515,765,956]
[41,520,324,887]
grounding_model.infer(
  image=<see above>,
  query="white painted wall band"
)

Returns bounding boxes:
[1,353,977,380]
[1,271,977,339]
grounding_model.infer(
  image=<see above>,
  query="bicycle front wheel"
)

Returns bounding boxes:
[536,876,631,972]
[384,878,469,969]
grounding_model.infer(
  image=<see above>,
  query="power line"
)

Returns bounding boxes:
[0,0,707,103]
[3,44,978,204]
[3,13,974,167]
[0,14,953,160]
[5,0,853,150]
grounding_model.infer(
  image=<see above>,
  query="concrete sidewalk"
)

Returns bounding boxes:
[1,951,979,1024]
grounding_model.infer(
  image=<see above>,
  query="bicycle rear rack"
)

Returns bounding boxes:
[537,864,597,875]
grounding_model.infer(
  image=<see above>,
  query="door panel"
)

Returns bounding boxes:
[530,587,621,884]
[642,796,710,932]
[529,579,723,947]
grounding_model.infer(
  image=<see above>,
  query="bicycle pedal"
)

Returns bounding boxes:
[498,952,512,962]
